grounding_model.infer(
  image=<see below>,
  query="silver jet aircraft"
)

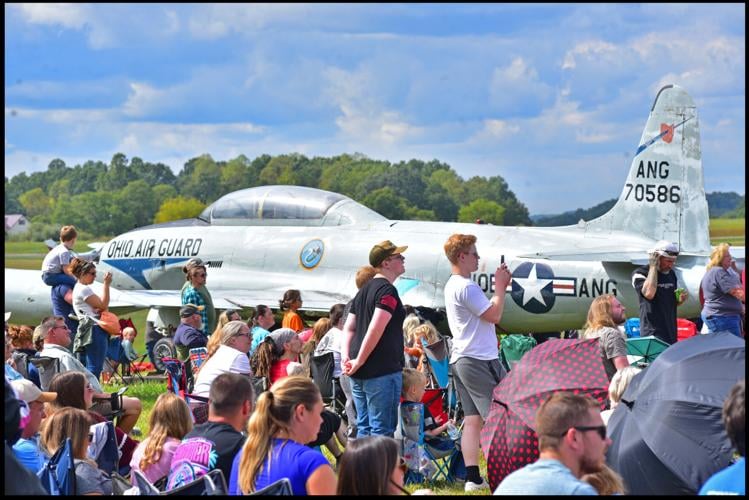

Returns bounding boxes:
[5,85,741,332]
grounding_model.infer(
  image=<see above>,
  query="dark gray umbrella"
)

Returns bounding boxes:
[607,331,745,495]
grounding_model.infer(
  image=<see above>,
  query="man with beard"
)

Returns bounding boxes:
[581,295,629,381]
[494,392,611,495]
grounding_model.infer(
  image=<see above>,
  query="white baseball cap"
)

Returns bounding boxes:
[651,240,679,259]
[4,312,10,322]
[10,379,57,404]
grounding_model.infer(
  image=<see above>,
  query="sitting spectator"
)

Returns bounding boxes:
[168,373,253,489]
[300,317,332,376]
[582,464,626,495]
[337,435,431,495]
[249,305,275,357]
[121,327,139,362]
[192,321,252,397]
[47,371,139,471]
[251,328,301,386]
[699,379,745,495]
[39,315,142,433]
[40,225,78,288]
[581,294,629,381]
[410,321,441,374]
[494,392,611,495]
[7,324,42,387]
[10,379,56,473]
[5,334,24,381]
[130,393,192,486]
[402,368,462,450]
[40,407,113,495]
[402,313,423,368]
[600,366,642,425]
[229,376,337,495]
[286,361,304,376]
[173,304,208,363]
[205,309,242,361]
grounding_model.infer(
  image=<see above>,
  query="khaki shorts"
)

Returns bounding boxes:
[451,357,505,420]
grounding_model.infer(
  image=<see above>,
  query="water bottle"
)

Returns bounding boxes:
[445,422,460,440]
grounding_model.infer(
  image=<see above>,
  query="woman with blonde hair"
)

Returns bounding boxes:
[129,393,193,485]
[600,365,642,425]
[700,243,745,337]
[193,320,252,397]
[300,317,332,376]
[40,407,113,495]
[228,376,337,495]
[206,309,242,364]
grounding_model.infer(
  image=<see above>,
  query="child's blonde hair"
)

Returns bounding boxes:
[412,321,440,346]
[402,368,427,397]
[122,326,136,339]
[139,393,193,472]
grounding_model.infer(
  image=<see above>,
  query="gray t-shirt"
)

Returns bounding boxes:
[75,459,113,495]
[701,266,743,317]
[584,327,627,381]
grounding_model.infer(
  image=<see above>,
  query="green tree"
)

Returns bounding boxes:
[458,198,506,225]
[113,180,158,231]
[154,197,206,223]
[362,187,407,220]
[179,155,222,203]
[221,155,252,194]
[18,187,52,219]
[152,184,178,211]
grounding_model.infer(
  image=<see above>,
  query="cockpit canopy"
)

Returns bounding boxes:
[199,185,387,226]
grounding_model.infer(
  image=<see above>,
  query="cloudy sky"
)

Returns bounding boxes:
[4,3,745,214]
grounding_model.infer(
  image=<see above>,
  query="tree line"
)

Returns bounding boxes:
[5,152,532,240]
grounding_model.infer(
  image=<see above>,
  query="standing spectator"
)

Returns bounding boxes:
[249,305,275,356]
[40,407,113,495]
[46,371,139,471]
[40,225,78,288]
[443,233,512,491]
[192,321,252,397]
[600,366,642,426]
[280,289,305,333]
[39,315,142,434]
[129,393,193,486]
[700,243,745,337]
[10,379,56,473]
[68,257,113,379]
[631,240,687,345]
[342,240,408,438]
[181,258,216,336]
[169,373,253,488]
[581,295,629,381]
[699,379,744,495]
[144,308,163,373]
[228,376,337,495]
[50,283,78,338]
[494,392,610,495]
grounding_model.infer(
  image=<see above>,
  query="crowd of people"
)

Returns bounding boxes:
[3,226,745,495]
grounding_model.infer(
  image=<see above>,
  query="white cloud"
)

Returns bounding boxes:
[561,40,618,70]
[123,83,169,118]
[13,3,90,29]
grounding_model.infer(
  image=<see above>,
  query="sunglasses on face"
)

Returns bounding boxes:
[389,254,405,262]
[194,272,207,278]
[565,425,607,440]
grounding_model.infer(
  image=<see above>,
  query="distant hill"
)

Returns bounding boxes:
[533,191,745,226]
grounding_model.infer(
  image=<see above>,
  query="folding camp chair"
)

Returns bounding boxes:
[309,351,345,417]
[252,376,269,404]
[134,468,228,496]
[248,477,294,495]
[28,356,60,391]
[396,401,463,485]
[162,357,210,424]
[37,437,76,495]
[89,420,119,476]
[421,336,460,421]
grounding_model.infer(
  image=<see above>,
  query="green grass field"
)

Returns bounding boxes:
[4,220,742,494]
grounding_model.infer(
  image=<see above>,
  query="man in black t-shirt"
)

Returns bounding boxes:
[631,240,688,345]
[342,240,408,437]
[167,373,253,489]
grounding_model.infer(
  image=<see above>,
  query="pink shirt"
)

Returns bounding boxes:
[130,437,181,485]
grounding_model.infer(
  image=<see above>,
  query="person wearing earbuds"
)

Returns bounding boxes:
[631,240,687,345]
[443,233,513,492]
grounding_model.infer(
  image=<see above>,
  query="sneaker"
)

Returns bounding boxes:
[464,478,490,492]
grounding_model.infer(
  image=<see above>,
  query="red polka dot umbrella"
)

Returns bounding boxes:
[480,338,609,491]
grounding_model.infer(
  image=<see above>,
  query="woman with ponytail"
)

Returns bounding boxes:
[228,376,336,495]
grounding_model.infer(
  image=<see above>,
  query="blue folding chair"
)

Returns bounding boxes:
[37,437,76,495]
[421,336,459,420]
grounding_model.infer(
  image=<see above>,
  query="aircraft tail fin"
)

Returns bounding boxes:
[583,84,711,254]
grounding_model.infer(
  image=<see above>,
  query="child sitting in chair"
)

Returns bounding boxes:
[402,368,459,448]
[121,327,139,361]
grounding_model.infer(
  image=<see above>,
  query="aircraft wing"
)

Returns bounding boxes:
[108,289,238,310]
[516,249,649,264]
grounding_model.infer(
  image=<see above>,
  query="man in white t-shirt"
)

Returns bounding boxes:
[443,233,512,492]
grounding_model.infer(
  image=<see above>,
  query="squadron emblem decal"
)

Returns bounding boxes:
[300,239,325,270]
